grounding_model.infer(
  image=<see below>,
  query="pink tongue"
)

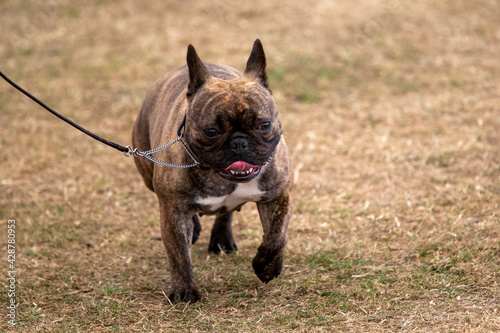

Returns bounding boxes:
[225,161,257,172]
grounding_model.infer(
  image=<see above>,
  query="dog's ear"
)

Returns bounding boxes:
[244,39,270,91]
[186,44,211,98]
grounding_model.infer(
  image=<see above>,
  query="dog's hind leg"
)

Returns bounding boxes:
[208,212,237,254]
[192,215,201,244]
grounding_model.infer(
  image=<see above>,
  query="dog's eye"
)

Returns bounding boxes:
[258,122,271,131]
[203,128,219,137]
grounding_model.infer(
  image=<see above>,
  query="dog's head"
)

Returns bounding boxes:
[184,40,282,182]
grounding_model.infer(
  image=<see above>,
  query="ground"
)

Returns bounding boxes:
[0,0,499,332]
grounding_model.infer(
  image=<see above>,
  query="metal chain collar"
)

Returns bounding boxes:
[124,134,200,168]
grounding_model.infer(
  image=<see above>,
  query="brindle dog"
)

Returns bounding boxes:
[132,40,292,303]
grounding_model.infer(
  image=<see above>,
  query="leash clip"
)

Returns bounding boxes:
[124,146,138,157]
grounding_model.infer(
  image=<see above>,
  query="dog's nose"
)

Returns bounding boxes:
[231,138,249,154]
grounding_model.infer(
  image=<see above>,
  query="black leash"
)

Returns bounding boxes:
[0,70,130,153]
[0,70,200,167]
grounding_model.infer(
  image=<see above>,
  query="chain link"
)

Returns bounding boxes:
[124,134,200,168]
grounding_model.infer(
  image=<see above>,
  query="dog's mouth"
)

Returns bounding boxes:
[217,161,263,182]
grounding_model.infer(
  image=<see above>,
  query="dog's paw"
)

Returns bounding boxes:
[167,288,201,304]
[252,250,284,283]
[208,232,238,254]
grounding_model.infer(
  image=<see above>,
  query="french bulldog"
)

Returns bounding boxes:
[132,39,292,303]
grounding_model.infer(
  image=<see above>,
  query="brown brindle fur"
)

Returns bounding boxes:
[132,40,292,303]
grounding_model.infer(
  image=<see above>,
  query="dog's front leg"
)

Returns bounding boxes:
[158,200,201,303]
[252,194,292,283]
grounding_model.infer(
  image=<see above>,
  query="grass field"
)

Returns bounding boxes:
[1,0,499,331]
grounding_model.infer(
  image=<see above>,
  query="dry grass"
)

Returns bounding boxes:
[1,0,499,331]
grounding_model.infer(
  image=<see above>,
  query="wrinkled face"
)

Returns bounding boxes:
[186,78,281,182]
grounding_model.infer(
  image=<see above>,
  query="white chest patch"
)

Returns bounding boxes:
[196,177,265,212]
